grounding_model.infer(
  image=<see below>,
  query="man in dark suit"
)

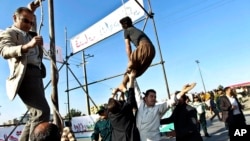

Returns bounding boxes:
[107,70,140,141]
[220,86,246,140]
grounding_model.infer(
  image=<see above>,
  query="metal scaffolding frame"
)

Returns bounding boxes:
[64,0,171,119]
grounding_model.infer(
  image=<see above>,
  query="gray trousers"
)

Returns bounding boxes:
[18,65,50,141]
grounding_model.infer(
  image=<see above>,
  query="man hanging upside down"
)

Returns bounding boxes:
[113,16,155,94]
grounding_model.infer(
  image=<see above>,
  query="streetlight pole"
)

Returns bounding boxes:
[195,60,207,93]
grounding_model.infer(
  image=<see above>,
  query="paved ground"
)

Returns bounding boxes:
[202,110,250,141]
[162,96,250,141]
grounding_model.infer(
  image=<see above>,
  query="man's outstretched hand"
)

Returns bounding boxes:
[179,82,196,96]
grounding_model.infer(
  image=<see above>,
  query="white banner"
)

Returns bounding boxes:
[43,43,64,63]
[71,114,99,138]
[70,0,145,53]
[0,125,24,141]
[0,115,99,140]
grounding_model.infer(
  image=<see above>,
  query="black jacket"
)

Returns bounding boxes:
[109,88,140,141]
[161,103,203,141]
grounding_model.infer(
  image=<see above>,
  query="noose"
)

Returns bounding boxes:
[37,0,43,35]
[37,0,58,73]
[37,0,64,129]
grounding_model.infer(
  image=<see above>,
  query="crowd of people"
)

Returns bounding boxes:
[0,2,248,141]
[91,84,248,141]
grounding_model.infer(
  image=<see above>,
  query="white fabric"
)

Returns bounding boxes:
[205,100,211,107]
[12,26,41,67]
[192,101,204,114]
[227,95,241,115]
[192,101,205,120]
[26,34,40,66]
[136,93,177,141]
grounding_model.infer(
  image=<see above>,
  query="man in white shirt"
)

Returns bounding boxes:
[135,83,196,141]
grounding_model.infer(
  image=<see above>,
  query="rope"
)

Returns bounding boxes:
[37,0,43,35]
[37,0,63,127]
[38,0,58,73]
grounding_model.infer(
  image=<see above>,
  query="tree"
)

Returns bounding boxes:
[65,108,83,120]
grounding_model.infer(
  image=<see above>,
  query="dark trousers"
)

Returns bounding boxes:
[176,132,203,141]
[210,108,221,121]
[18,65,50,141]
[198,112,209,135]
[228,114,246,141]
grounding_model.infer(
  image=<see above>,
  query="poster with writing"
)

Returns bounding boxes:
[70,0,145,53]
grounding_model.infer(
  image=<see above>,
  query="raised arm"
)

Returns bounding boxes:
[27,0,40,13]
[126,70,138,110]
[167,83,197,107]
[177,83,196,98]
[134,79,143,104]
[160,109,175,125]
[27,1,41,32]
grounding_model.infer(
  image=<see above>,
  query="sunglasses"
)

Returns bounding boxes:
[19,17,34,26]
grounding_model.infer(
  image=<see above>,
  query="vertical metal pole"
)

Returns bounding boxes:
[48,0,60,129]
[65,27,71,121]
[147,0,171,99]
[64,103,68,114]
[195,60,207,93]
[82,51,91,115]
